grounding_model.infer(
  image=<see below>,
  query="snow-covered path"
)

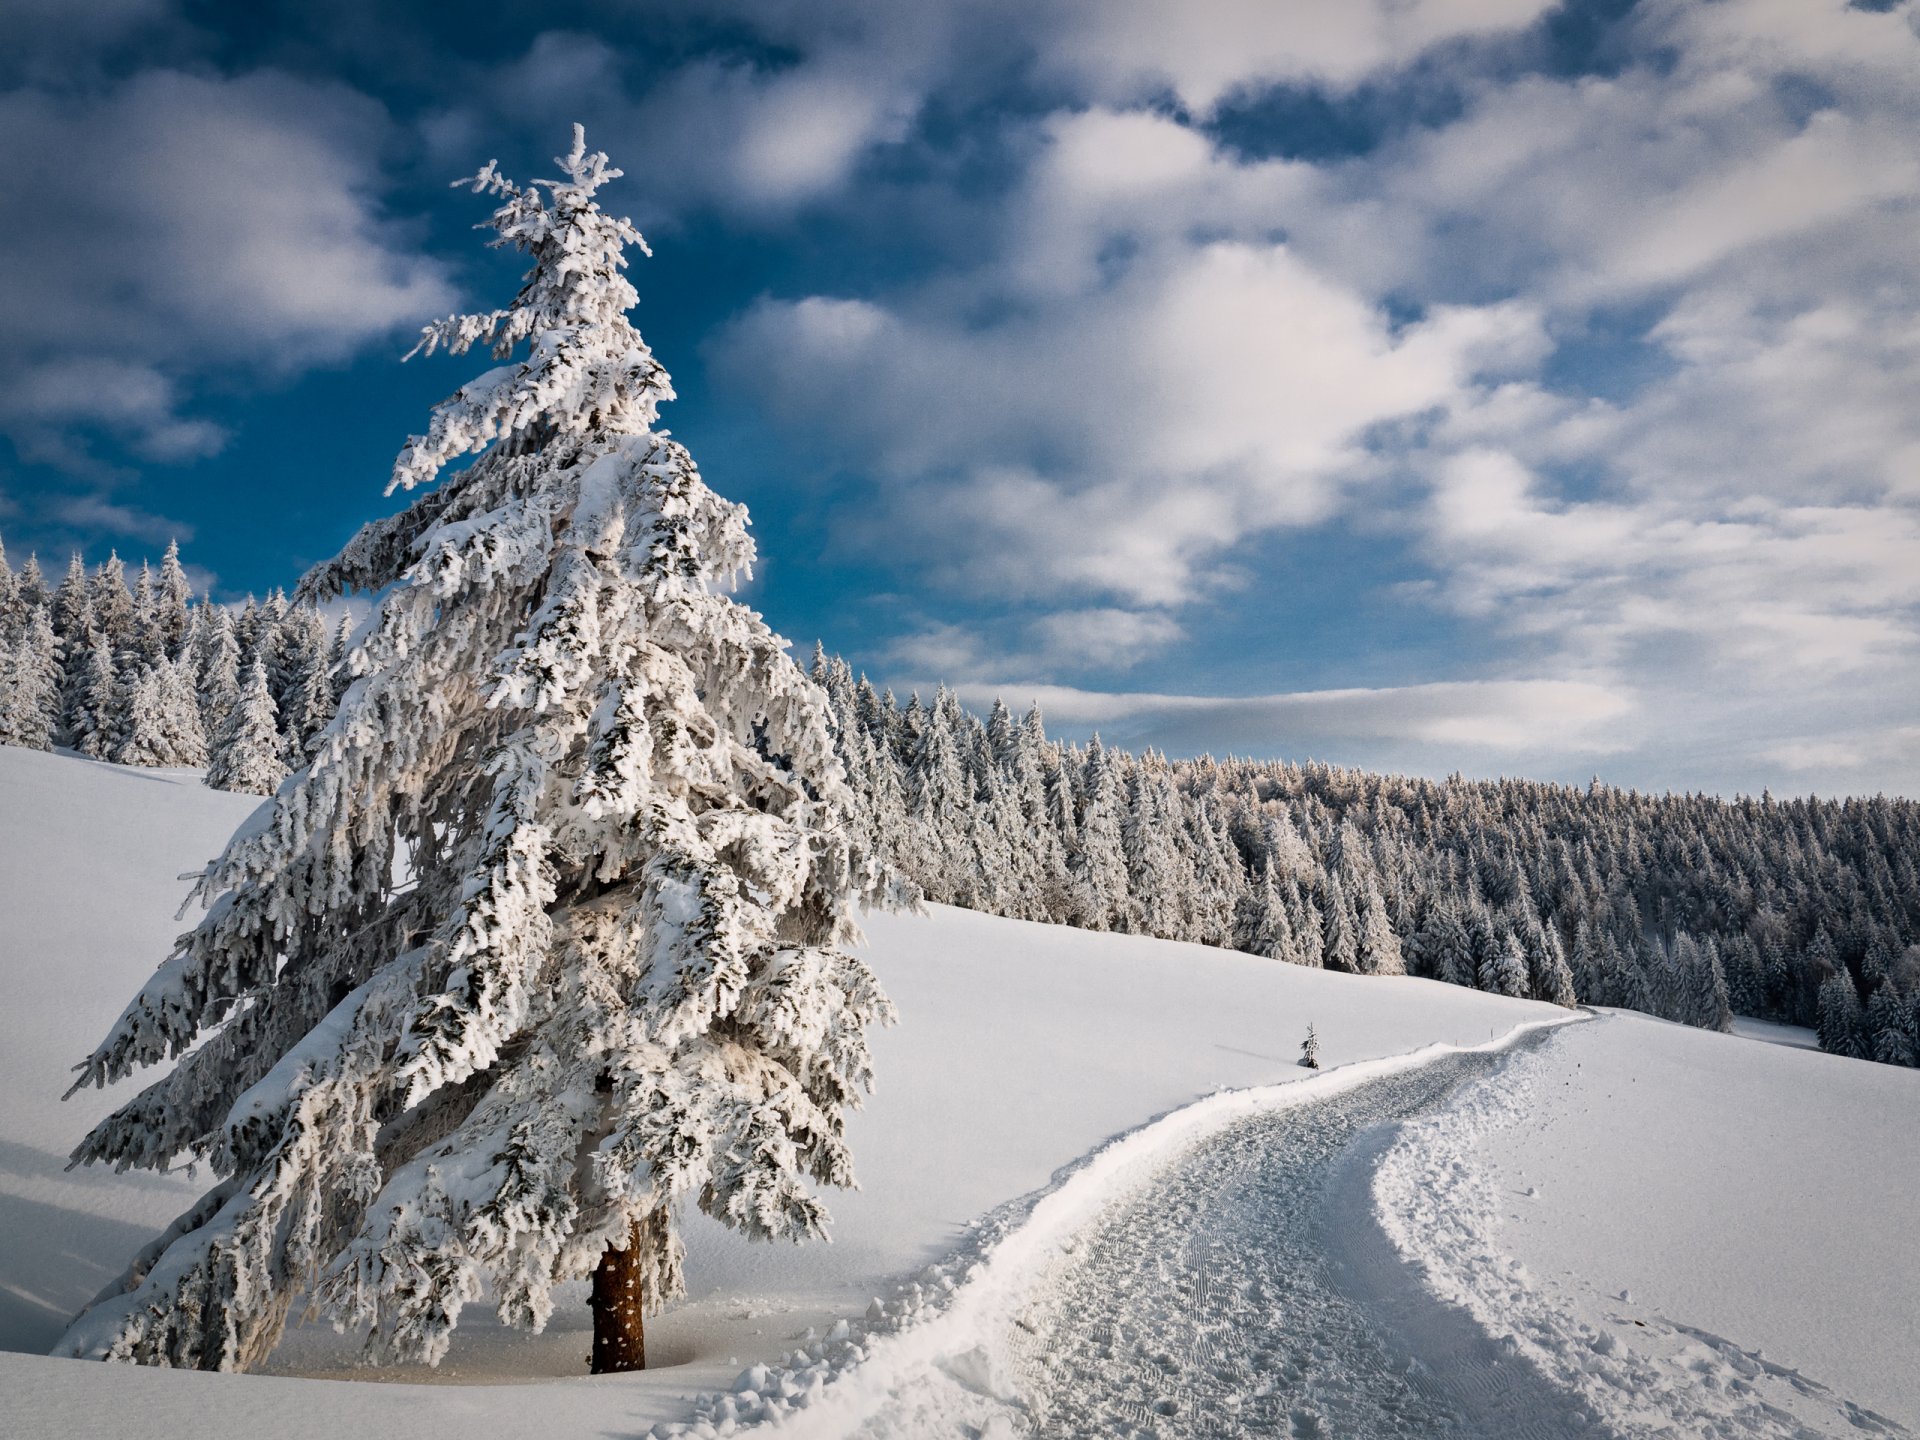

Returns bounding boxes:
[1005,1029,1608,1439]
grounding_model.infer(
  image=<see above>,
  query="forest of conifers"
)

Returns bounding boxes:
[811,652,1920,1068]
[1,531,1912,1070]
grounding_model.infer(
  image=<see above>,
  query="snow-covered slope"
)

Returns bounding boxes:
[1380,1008,1920,1430]
[3,745,1914,1438]
[0,747,260,1353]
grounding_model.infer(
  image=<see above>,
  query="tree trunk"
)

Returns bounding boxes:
[590,1222,647,1373]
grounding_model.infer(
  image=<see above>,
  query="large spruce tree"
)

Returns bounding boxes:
[59,128,892,1374]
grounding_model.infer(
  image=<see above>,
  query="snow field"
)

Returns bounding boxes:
[0,746,260,1352]
[12,744,1911,1440]
[1,744,1557,1435]
[1376,1011,1920,1434]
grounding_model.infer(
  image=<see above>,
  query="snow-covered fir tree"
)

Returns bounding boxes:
[0,537,18,638]
[60,129,893,1375]
[73,632,123,761]
[91,552,134,651]
[156,540,194,656]
[0,605,61,750]
[195,605,243,739]
[117,657,209,768]
[205,658,287,795]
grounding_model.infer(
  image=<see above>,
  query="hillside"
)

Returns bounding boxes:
[2,744,1915,1436]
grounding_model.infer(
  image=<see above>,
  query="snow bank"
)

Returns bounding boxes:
[1377,1009,1920,1433]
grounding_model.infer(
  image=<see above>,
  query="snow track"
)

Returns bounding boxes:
[657,1023,1583,1439]
[661,1018,1911,1440]
[1005,1029,1610,1439]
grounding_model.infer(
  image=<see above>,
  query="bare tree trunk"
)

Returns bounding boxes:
[590,1221,647,1373]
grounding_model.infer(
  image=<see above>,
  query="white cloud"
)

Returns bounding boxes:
[0,67,454,477]
[890,607,1186,678]
[470,28,923,221]
[4,359,227,467]
[50,494,196,547]
[930,677,1636,770]
[718,207,1545,607]
[1044,0,1557,112]
[708,3,1920,793]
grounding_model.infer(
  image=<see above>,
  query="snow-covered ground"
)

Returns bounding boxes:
[1379,1009,1920,1433]
[3,744,1916,1438]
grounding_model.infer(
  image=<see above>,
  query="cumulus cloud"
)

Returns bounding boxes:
[715,113,1548,608]
[0,67,454,475]
[1043,0,1557,112]
[459,26,930,222]
[704,1,1920,793]
[890,607,1187,678]
[50,493,196,548]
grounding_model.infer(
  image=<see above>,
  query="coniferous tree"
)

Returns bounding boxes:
[1318,872,1358,972]
[205,658,287,796]
[128,563,166,669]
[157,540,194,657]
[117,658,209,768]
[1867,981,1916,1068]
[1432,898,1477,990]
[1072,737,1129,930]
[91,552,134,652]
[0,605,61,750]
[0,535,18,639]
[1816,967,1868,1059]
[1482,930,1532,1000]
[73,633,124,761]
[1529,925,1579,1008]
[196,606,244,740]
[1353,875,1404,976]
[17,554,47,614]
[61,130,893,1375]
[52,554,94,650]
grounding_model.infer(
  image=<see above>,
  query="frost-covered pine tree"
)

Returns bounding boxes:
[205,657,287,795]
[157,540,194,657]
[1299,1022,1320,1070]
[60,128,892,1376]
[0,604,61,750]
[0,534,18,639]
[73,632,123,761]
[1816,965,1868,1059]
[195,606,243,739]
[92,551,134,651]
[117,657,209,768]
[1071,736,1130,930]
[52,553,94,649]
[1482,929,1532,1000]
[1352,875,1404,976]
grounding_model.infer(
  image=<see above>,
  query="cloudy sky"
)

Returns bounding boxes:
[3,0,1917,796]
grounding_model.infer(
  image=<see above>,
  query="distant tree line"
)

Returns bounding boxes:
[811,652,1920,1069]
[0,532,350,795]
[4,541,1912,1069]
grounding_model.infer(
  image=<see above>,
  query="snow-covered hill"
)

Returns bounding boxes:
[2,745,1915,1437]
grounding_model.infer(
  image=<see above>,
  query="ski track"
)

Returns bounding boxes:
[656,1020,1907,1440]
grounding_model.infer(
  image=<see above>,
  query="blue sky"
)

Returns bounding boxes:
[3,0,1917,796]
